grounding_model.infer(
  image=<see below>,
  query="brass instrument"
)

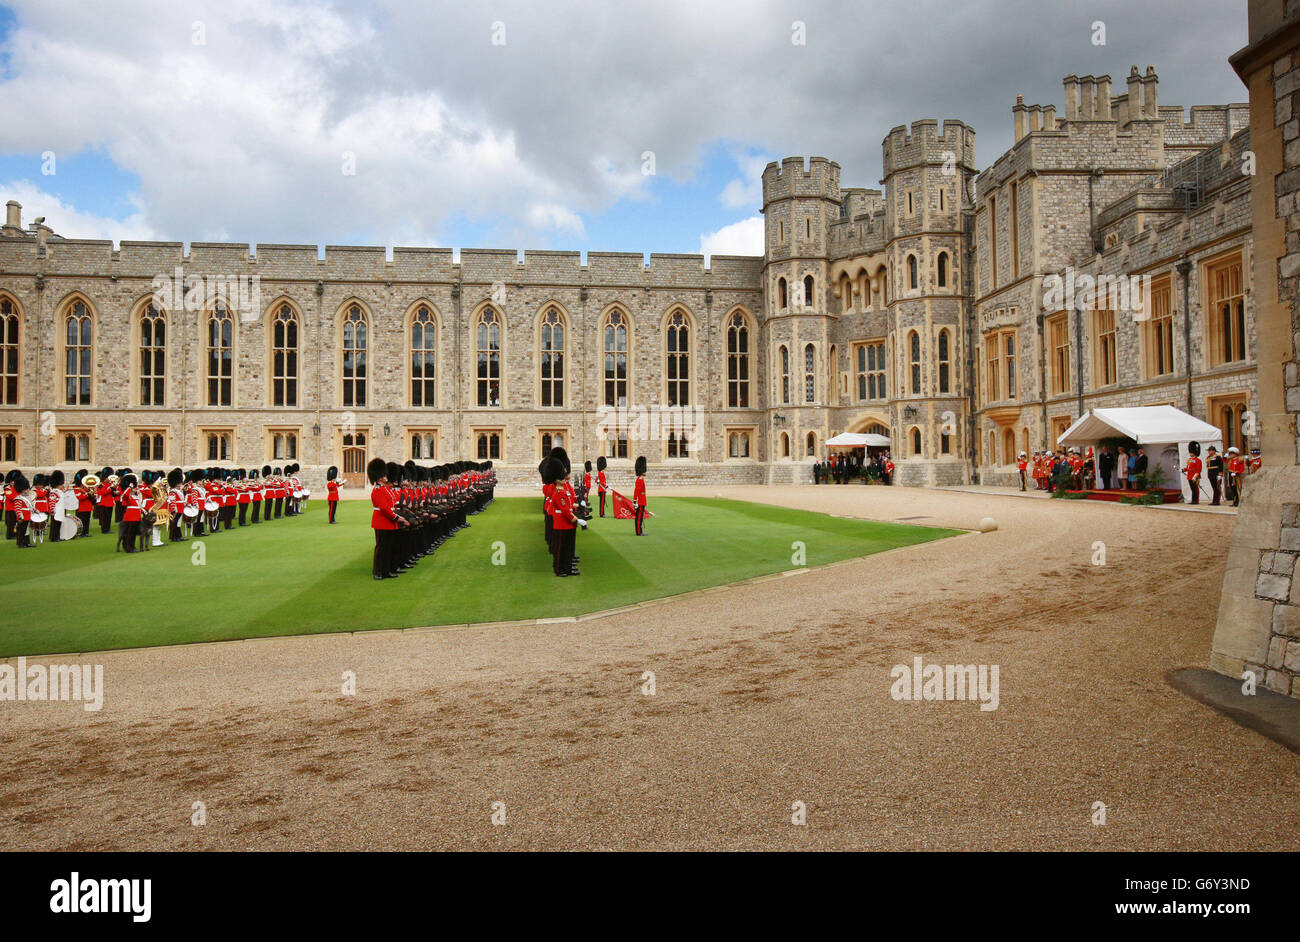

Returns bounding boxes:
[83,474,100,488]
[151,480,171,526]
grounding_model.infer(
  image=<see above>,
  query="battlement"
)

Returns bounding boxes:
[882,119,975,175]
[761,156,841,206]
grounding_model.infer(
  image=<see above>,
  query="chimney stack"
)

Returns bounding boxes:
[1142,65,1159,117]
[1126,66,1142,124]
[1042,104,1057,129]
[1096,75,1112,119]
[1013,94,1027,140]
[1078,76,1096,118]
[1064,75,1080,119]
[4,200,19,231]
[1028,104,1042,133]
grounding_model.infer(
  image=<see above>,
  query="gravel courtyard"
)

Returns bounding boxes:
[2,485,1296,851]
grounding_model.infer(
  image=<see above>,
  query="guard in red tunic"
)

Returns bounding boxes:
[1226,447,1246,507]
[11,471,32,548]
[596,455,608,517]
[547,456,585,575]
[73,469,94,537]
[95,469,115,534]
[1183,441,1203,505]
[369,458,400,579]
[1016,452,1028,491]
[327,466,344,523]
[117,472,143,553]
[3,470,18,540]
[633,455,647,536]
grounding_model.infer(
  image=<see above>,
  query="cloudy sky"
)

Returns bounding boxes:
[0,0,1247,259]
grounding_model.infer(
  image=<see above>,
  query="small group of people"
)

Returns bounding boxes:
[1016,442,1260,506]
[539,450,650,578]
[3,463,310,552]
[1180,443,1257,506]
[814,451,894,485]
[366,459,496,580]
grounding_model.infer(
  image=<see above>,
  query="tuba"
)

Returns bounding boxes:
[151,480,170,526]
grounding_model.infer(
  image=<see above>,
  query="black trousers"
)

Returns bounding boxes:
[119,520,140,552]
[1188,478,1200,504]
[223,506,235,530]
[635,506,645,535]
[373,528,396,577]
[169,516,183,542]
[252,502,261,523]
[4,508,14,540]
[238,503,248,526]
[77,510,91,536]
[598,491,606,516]
[98,506,113,533]
[328,500,337,523]
[1210,474,1222,505]
[15,519,29,547]
[275,498,284,518]
[554,527,575,574]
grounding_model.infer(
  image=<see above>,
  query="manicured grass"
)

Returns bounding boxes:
[0,497,963,656]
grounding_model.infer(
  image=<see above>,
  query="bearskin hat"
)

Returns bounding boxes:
[262,464,273,478]
[5,469,20,484]
[120,472,138,488]
[50,469,65,487]
[12,471,29,492]
[543,456,566,485]
[168,468,183,487]
[635,455,647,476]
[99,465,113,479]
[386,461,403,484]
[596,455,607,471]
[33,473,46,487]
[366,457,387,485]
[1187,441,1201,457]
[72,469,85,484]
[584,460,592,473]
[327,465,338,481]
[538,459,549,483]
[549,445,570,474]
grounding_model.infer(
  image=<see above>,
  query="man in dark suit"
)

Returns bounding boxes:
[1134,448,1149,487]
[1097,446,1115,490]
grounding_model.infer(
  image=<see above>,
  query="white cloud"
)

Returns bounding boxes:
[719,149,772,209]
[0,0,1248,250]
[1,180,154,242]
[700,216,763,260]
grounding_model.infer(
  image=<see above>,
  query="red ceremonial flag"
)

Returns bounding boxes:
[611,489,636,519]
[611,490,654,519]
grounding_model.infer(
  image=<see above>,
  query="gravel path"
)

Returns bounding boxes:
[2,485,1296,851]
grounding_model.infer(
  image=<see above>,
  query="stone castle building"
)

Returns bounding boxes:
[0,66,1256,489]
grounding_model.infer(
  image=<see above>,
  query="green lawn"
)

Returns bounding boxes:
[0,497,963,656]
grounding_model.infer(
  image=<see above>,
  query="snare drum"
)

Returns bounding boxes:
[183,505,199,519]
[301,488,311,499]
[292,489,304,499]
[204,500,219,513]
[30,511,48,525]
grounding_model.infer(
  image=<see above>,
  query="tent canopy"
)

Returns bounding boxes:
[1056,406,1222,447]
[825,432,890,448]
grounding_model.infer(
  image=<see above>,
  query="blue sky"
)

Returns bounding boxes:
[0,0,1248,257]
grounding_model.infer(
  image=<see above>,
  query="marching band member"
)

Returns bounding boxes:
[236,470,250,526]
[327,466,344,523]
[116,472,143,553]
[31,473,49,544]
[95,469,115,534]
[74,469,94,538]
[48,469,68,542]
[4,469,19,540]
[250,468,264,523]
[167,468,185,542]
[12,472,33,548]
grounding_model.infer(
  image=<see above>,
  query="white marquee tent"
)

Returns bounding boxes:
[1056,406,1223,501]
[825,432,891,449]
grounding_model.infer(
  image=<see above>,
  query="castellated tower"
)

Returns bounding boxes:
[760,156,842,473]
[880,119,976,486]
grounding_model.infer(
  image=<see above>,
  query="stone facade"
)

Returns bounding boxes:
[0,64,1260,495]
[973,69,1255,486]
[1211,0,1300,699]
